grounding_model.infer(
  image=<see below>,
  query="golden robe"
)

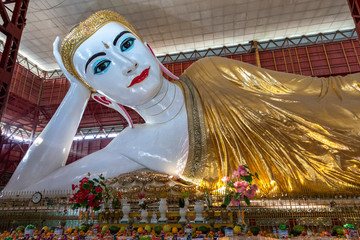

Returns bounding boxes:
[179,56,360,196]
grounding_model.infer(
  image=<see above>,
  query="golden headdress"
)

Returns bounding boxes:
[61,10,142,92]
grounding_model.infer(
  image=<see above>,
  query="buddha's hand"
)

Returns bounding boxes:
[53,36,89,92]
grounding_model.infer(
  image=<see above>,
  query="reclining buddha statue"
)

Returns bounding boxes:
[3,10,360,197]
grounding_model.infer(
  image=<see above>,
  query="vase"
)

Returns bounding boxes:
[104,208,110,224]
[158,198,168,222]
[178,207,187,223]
[184,197,189,209]
[120,202,131,223]
[194,201,204,223]
[114,209,121,224]
[140,209,148,223]
[221,210,229,223]
[207,206,215,224]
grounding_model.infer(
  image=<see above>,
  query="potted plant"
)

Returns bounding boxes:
[138,192,148,223]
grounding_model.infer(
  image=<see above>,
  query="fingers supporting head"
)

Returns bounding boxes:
[53,37,62,64]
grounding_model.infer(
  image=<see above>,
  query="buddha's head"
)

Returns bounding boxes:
[61,10,163,106]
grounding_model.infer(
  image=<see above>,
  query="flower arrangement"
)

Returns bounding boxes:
[138,192,147,210]
[178,191,189,208]
[70,173,109,211]
[221,165,259,208]
[203,186,213,208]
[111,189,122,208]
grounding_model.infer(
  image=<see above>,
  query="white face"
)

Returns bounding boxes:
[73,22,162,106]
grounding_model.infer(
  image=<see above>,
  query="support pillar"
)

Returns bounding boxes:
[253,41,261,67]
[0,0,30,121]
[347,0,360,37]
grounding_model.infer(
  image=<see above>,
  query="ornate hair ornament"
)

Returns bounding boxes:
[60,10,142,92]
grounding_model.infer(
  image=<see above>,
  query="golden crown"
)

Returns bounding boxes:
[60,10,142,92]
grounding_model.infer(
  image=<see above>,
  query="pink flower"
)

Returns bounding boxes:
[245,190,255,198]
[95,187,103,193]
[251,184,258,192]
[231,196,243,206]
[237,165,248,176]
[72,184,78,191]
[221,176,230,183]
[239,181,249,188]
[236,186,246,193]
[234,181,241,188]
[233,170,241,178]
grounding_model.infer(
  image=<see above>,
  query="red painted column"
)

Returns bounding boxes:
[347,0,360,37]
[0,0,30,121]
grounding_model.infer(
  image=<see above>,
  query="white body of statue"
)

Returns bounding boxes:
[2,21,189,193]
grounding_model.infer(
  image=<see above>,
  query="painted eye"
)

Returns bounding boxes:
[93,59,111,75]
[120,37,135,52]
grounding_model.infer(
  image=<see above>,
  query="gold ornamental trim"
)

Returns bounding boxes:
[60,10,142,92]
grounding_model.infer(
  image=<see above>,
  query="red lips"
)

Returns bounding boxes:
[127,67,150,88]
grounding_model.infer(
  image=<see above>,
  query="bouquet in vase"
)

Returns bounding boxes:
[138,192,147,210]
[70,173,109,211]
[221,165,259,208]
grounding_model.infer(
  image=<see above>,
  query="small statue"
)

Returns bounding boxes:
[150,212,158,224]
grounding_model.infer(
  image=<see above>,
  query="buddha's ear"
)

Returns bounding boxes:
[91,93,134,128]
[145,42,179,81]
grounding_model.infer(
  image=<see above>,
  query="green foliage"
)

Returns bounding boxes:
[219,226,227,234]
[223,194,231,207]
[140,236,151,240]
[181,191,189,199]
[112,197,120,209]
[249,226,260,236]
[79,223,89,232]
[233,193,241,201]
[16,226,25,233]
[197,226,209,234]
[242,175,252,182]
[244,196,250,205]
[154,225,163,235]
[333,225,345,235]
[292,226,305,236]
[25,224,35,230]
[109,225,120,234]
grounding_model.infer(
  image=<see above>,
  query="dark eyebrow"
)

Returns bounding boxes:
[85,52,106,73]
[113,30,131,46]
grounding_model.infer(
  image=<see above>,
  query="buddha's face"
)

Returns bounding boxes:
[73,22,162,106]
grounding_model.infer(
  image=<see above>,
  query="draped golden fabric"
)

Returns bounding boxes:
[180,56,360,196]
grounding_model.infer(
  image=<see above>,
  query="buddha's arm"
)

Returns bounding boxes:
[2,37,91,192]
[3,83,90,192]
[21,146,144,191]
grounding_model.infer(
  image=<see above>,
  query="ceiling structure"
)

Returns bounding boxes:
[1,0,355,72]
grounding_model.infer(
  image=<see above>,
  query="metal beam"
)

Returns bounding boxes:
[347,0,360,37]
[0,0,29,122]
